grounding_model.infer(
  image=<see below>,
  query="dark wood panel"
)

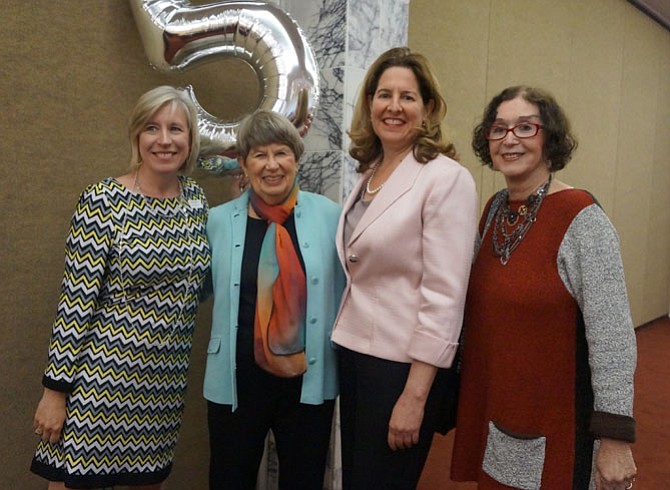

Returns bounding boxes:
[629,0,670,30]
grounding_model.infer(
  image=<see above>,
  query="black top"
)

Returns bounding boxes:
[237,213,305,368]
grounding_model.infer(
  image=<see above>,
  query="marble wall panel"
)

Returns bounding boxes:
[282,0,408,201]
[305,66,345,153]
[256,2,408,488]
[300,150,343,202]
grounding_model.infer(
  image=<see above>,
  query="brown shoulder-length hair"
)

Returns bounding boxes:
[472,85,577,171]
[348,47,457,172]
[128,85,200,174]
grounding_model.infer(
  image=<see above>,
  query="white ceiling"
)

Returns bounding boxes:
[629,0,670,30]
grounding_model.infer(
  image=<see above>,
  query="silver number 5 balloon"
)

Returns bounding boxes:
[130,0,320,160]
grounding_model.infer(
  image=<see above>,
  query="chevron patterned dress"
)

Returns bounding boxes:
[31,176,211,488]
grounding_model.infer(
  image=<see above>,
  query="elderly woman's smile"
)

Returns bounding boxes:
[239,142,298,205]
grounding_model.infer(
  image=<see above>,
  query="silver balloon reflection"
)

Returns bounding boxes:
[130,0,320,170]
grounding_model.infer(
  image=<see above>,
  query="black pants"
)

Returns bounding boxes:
[207,363,334,490]
[338,347,444,490]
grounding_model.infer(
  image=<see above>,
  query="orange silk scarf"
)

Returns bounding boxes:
[249,184,307,377]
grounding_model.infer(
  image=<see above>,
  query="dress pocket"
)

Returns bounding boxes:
[482,420,546,490]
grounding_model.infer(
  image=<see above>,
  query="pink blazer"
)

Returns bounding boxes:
[332,152,478,368]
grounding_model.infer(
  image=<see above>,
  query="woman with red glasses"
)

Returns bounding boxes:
[451,86,637,490]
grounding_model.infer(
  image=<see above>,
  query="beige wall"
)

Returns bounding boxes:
[2,2,249,489]
[1,1,668,488]
[409,0,670,327]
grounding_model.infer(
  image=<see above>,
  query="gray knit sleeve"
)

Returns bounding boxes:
[558,204,637,441]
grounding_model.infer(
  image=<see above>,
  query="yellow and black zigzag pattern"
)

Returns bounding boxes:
[32,176,211,488]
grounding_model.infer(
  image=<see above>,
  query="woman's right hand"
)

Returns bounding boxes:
[33,387,67,444]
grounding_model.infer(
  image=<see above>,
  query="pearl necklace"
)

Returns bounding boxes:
[365,163,384,195]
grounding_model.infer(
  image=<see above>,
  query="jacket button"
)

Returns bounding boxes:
[308,357,317,365]
[348,254,359,263]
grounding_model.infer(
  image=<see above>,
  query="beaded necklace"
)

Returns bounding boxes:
[364,150,412,197]
[365,163,384,195]
[492,174,553,265]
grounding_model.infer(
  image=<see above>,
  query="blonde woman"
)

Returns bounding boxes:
[31,86,211,489]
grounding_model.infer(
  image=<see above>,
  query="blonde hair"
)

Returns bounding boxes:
[348,47,457,172]
[128,86,200,174]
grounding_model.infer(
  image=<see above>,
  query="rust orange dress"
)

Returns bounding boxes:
[451,189,636,489]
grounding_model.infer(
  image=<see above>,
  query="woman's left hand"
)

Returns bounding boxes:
[594,438,637,490]
[387,361,438,451]
[388,392,425,450]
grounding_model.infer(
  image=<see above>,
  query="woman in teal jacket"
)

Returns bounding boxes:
[203,109,345,490]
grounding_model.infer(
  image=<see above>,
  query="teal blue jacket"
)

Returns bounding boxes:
[203,190,344,410]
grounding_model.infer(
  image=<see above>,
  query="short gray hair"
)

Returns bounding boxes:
[236,110,304,161]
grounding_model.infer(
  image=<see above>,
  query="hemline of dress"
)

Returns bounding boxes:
[30,458,171,489]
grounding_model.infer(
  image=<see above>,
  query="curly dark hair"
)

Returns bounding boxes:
[348,47,457,172]
[472,86,577,171]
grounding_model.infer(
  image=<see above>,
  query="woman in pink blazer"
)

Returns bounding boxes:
[332,47,478,489]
